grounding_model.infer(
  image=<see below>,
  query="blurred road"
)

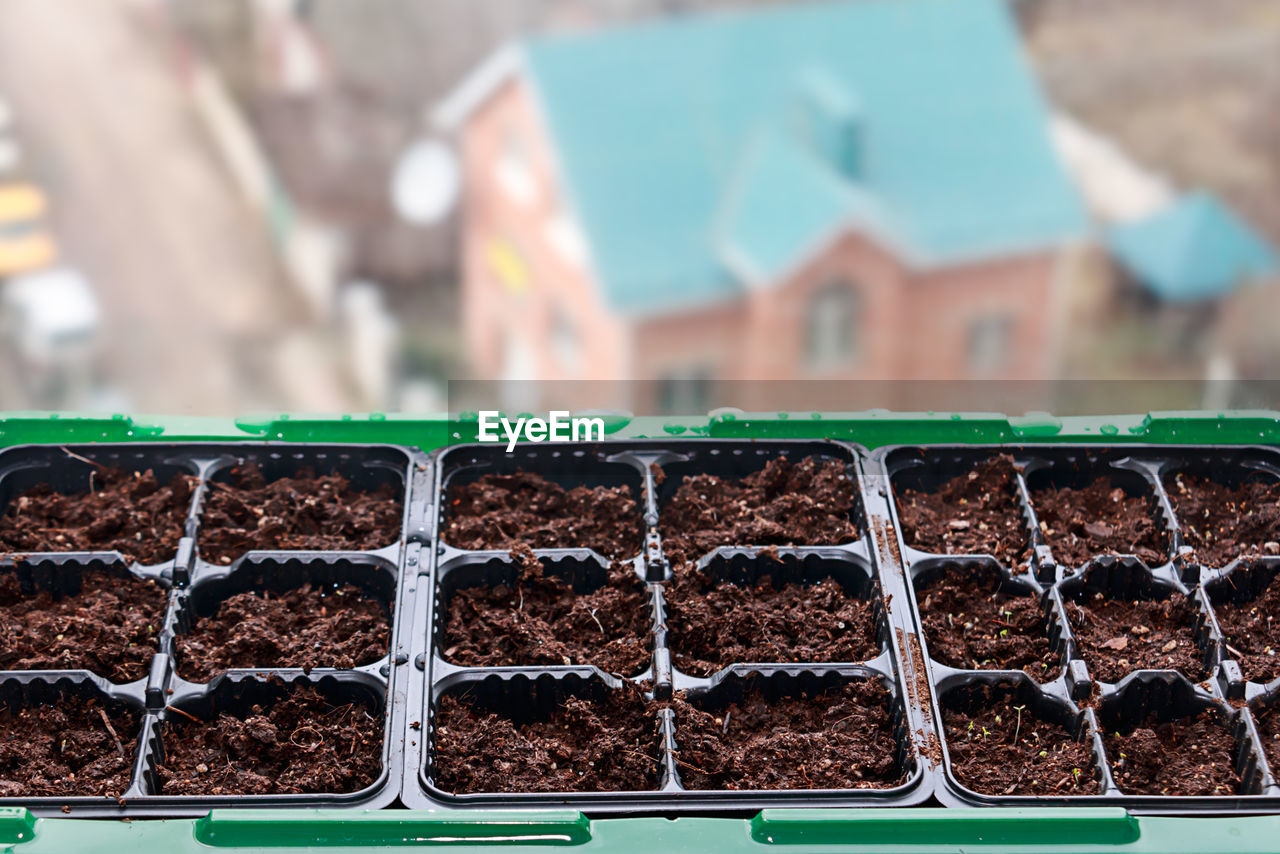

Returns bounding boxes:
[0,0,350,414]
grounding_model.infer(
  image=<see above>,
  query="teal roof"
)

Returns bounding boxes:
[719,127,904,281]
[1108,192,1279,303]
[523,0,1087,314]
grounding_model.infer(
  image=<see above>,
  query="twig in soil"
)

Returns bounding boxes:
[674,756,709,776]
[615,748,660,768]
[290,725,323,748]
[60,447,109,471]
[324,703,357,719]
[722,711,731,734]
[165,705,203,724]
[1227,643,1246,659]
[97,707,126,756]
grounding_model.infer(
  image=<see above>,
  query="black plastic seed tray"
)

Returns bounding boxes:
[866,443,1280,814]
[0,443,201,573]
[0,556,171,686]
[405,440,931,811]
[0,442,429,816]
[7,436,1280,818]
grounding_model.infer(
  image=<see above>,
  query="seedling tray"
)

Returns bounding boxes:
[1,421,1280,839]
[406,440,931,811]
[869,443,1280,814]
[0,442,427,817]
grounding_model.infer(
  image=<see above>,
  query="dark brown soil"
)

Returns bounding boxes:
[442,546,649,675]
[665,568,879,676]
[444,471,640,559]
[895,455,1030,568]
[1103,708,1241,796]
[942,686,1100,796]
[199,464,402,564]
[0,467,194,565]
[917,565,1057,679]
[1066,594,1207,683]
[0,696,139,797]
[1252,701,1280,776]
[1032,477,1166,568]
[176,584,391,682]
[1166,474,1280,568]
[158,686,383,795]
[0,569,166,682]
[432,684,657,793]
[1210,573,1280,684]
[659,456,858,566]
[673,681,902,790]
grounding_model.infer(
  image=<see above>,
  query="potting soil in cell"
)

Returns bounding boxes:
[431,685,656,794]
[157,686,382,796]
[444,471,640,559]
[176,583,391,681]
[199,463,402,563]
[0,468,194,564]
[659,456,858,566]
[0,696,139,797]
[442,545,649,675]
[1032,477,1165,567]
[895,455,1030,568]
[671,681,903,791]
[0,568,166,682]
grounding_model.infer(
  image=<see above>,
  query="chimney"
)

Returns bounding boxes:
[792,68,862,180]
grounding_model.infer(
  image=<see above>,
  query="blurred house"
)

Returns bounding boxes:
[439,0,1087,409]
[1024,0,1280,408]
[1107,191,1279,397]
[1108,192,1278,307]
[1051,107,1280,401]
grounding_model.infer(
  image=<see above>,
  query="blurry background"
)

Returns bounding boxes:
[0,0,1276,415]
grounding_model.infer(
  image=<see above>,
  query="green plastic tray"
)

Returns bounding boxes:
[0,408,1278,852]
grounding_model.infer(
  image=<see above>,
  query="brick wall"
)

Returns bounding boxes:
[460,78,628,384]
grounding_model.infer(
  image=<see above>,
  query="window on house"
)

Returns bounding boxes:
[544,209,587,269]
[656,367,712,415]
[550,308,581,374]
[495,130,536,206]
[805,280,861,368]
[967,315,1013,373]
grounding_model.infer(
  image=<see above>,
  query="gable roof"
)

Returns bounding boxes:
[1108,191,1279,303]
[448,0,1087,315]
[717,126,908,285]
